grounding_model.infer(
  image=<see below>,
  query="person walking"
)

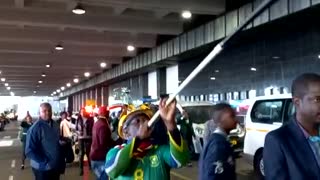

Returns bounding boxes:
[20,112,33,170]
[76,108,94,176]
[90,106,114,180]
[105,98,189,180]
[264,73,320,179]
[25,103,64,180]
[199,103,238,180]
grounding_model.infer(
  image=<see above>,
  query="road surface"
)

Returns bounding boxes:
[0,121,257,180]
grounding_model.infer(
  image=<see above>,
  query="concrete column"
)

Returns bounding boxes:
[166,65,179,94]
[101,86,108,106]
[96,87,102,106]
[157,67,166,96]
[67,96,73,112]
[81,92,85,107]
[90,89,94,100]
[148,71,158,99]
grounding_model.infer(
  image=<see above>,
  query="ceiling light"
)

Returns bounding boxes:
[100,62,107,68]
[84,72,90,77]
[4,83,8,86]
[272,56,280,59]
[6,87,10,90]
[57,89,61,93]
[181,10,192,19]
[36,85,40,88]
[55,44,64,51]
[33,91,37,94]
[73,78,79,83]
[250,67,257,71]
[66,83,71,87]
[127,45,135,52]
[214,70,220,73]
[0,71,2,74]
[318,55,320,59]
[1,78,5,82]
[10,92,14,96]
[210,77,216,80]
[38,80,43,84]
[41,73,46,77]
[46,64,51,68]
[53,91,56,95]
[72,4,86,15]
[61,86,65,91]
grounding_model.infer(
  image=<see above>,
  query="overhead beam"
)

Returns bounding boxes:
[0,40,137,57]
[0,8,182,35]
[0,27,157,47]
[46,0,225,15]
[0,53,122,64]
[14,0,25,8]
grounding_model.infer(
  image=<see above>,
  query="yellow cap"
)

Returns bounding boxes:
[118,104,154,139]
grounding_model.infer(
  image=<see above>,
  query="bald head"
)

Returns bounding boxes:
[40,103,52,121]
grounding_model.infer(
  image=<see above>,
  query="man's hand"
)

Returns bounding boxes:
[136,120,152,139]
[159,98,177,131]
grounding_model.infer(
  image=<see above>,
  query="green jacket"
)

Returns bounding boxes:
[105,129,189,180]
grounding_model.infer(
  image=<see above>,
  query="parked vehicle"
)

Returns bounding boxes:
[178,101,245,157]
[243,94,292,178]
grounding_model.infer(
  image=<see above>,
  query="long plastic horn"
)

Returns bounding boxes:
[148,0,278,127]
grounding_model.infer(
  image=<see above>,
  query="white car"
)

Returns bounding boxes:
[243,94,293,178]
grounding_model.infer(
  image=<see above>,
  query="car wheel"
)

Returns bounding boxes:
[254,151,265,179]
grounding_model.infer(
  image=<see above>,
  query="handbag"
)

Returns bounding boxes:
[60,122,74,163]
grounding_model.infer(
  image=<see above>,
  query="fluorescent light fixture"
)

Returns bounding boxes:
[84,72,90,77]
[55,44,64,51]
[100,62,107,68]
[10,92,14,96]
[181,10,192,19]
[57,89,61,93]
[4,83,8,86]
[38,80,43,84]
[46,64,51,68]
[127,45,135,52]
[1,78,5,82]
[6,87,10,90]
[210,77,216,80]
[61,86,65,91]
[66,83,71,87]
[250,67,257,71]
[72,4,86,15]
[73,78,79,83]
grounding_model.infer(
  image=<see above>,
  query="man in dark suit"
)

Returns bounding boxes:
[264,73,320,180]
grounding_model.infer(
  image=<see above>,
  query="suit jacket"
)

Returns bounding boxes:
[199,133,236,180]
[264,119,320,180]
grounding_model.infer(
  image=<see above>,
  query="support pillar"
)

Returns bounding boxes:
[101,86,108,106]
[96,87,102,106]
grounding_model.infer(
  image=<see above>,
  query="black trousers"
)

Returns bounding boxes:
[21,141,26,165]
[79,139,92,172]
[32,168,60,180]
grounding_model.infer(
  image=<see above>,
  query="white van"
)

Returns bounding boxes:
[243,94,294,178]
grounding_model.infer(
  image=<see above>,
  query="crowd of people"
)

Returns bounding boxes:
[18,73,320,180]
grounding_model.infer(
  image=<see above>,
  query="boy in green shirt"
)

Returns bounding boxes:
[105,98,189,180]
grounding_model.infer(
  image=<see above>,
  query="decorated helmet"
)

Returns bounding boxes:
[118,103,154,139]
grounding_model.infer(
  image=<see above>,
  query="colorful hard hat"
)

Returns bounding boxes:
[118,104,154,139]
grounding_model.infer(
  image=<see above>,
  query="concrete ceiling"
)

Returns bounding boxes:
[0,0,225,96]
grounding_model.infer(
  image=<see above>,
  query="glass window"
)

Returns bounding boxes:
[251,100,284,124]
